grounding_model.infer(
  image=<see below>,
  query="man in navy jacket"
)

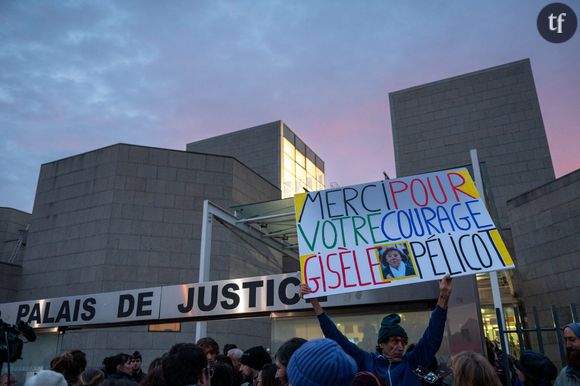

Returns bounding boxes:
[300,274,452,386]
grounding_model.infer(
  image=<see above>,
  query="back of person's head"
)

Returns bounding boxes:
[148,356,164,372]
[287,338,357,386]
[71,350,88,372]
[79,368,105,386]
[223,343,237,356]
[216,353,234,367]
[52,350,87,384]
[210,361,234,386]
[24,370,68,386]
[259,363,279,386]
[162,343,207,386]
[514,350,558,385]
[452,351,502,386]
[102,353,131,376]
[275,338,307,368]
[228,348,243,361]
[140,367,166,386]
[51,352,74,373]
[240,346,272,371]
[352,371,386,386]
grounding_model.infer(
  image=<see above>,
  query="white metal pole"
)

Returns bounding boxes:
[470,149,509,354]
[195,200,213,341]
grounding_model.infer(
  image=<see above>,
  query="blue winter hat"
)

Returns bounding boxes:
[564,322,580,338]
[287,339,357,386]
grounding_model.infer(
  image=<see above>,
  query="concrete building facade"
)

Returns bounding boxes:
[390,59,554,229]
[389,59,578,359]
[0,207,30,263]
[187,121,325,198]
[507,170,580,362]
[2,142,286,370]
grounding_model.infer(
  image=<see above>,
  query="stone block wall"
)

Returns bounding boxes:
[390,59,555,229]
[0,207,31,264]
[16,143,283,367]
[187,121,282,188]
[508,170,580,364]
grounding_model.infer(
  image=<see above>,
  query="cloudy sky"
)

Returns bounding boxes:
[1,0,579,212]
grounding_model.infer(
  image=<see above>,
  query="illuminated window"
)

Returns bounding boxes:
[281,137,325,198]
[295,151,306,168]
[306,175,315,190]
[306,159,315,175]
[284,154,295,174]
[283,138,295,156]
[316,168,325,190]
[296,165,306,185]
[149,322,181,332]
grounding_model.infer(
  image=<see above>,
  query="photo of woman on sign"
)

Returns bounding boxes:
[379,246,416,280]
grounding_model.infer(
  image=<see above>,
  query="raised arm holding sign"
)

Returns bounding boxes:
[299,275,452,386]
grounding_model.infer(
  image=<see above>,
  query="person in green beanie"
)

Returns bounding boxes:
[300,274,452,386]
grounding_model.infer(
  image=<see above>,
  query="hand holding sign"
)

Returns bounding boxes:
[437,274,452,309]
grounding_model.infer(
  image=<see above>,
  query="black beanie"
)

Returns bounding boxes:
[514,351,558,382]
[377,314,408,343]
[240,346,271,371]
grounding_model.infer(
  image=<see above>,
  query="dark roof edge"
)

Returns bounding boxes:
[186,120,283,145]
[39,143,281,192]
[507,169,580,205]
[0,207,32,216]
[389,58,531,96]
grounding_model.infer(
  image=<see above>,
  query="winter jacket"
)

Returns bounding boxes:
[318,305,447,386]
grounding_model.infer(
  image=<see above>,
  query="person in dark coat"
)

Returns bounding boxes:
[300,274,452,386]
[240,346,272,386]
[513,351,558,386]
[102,353,137,384]
[130,351,146,383]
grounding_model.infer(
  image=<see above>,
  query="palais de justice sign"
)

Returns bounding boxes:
[294,168,514,298]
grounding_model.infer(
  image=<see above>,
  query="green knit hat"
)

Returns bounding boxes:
[377,314,408,343]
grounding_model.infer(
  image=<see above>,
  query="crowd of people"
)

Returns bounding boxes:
[1,276,578,386]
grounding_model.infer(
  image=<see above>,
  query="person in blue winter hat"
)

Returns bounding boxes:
[299,274,452,386]
[555,322,580,386]
[287,338,357,386]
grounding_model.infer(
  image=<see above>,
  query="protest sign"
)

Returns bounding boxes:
[294,168,514,298]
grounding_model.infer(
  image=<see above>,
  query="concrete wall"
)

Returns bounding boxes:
[0,207,31,263]
[16,143,283,367]
[0,262,22,301]
[390,59,555,229]
[187,121,283,189]
[508,169,580,363]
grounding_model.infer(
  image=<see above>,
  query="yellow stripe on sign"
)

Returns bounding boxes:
[299,254,313,283]
[294,192,307,222]
[490,229,514,266]
[453,169,481,199]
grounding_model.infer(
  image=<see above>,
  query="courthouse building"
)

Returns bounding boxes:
[389,59,579,360]
[1,60,577,379]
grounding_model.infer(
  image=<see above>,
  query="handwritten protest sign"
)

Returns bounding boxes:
[294,168,514,298]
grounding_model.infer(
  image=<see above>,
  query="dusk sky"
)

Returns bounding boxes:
[1,1,579,213]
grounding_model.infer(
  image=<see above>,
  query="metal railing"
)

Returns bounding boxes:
[495,303,578,385]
